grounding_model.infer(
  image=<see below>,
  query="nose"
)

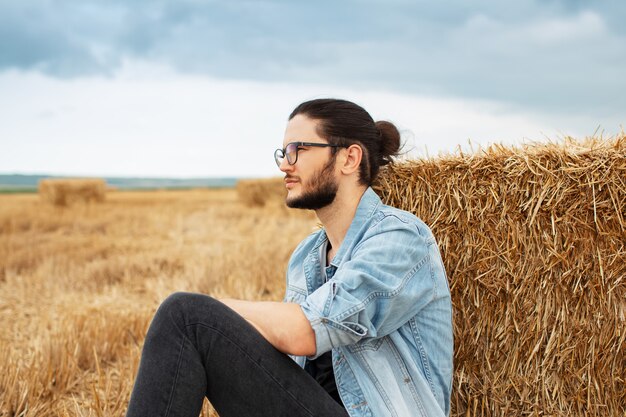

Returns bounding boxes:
[279,156,293,173]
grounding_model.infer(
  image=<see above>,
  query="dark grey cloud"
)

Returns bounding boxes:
[1,0,624,119]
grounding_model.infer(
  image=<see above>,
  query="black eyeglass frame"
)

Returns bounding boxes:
[274,141,347,167]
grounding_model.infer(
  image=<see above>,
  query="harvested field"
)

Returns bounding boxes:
[0,188,317,416]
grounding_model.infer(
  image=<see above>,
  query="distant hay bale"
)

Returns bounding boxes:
[38,179,107,206]
[374,134,626,417]
[236,177,286,207]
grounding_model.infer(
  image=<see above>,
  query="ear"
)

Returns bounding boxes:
[339,144,362,175]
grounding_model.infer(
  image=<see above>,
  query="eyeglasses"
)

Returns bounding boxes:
[274,141,346,168]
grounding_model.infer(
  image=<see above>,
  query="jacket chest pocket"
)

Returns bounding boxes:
[348,337,386,352]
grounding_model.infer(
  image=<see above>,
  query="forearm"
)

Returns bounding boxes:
[219,298,316,356]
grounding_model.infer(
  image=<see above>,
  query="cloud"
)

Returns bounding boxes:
[0,1,624,119]
[527,11,606,43]
[438,9,626,114]
[2,64,611,178]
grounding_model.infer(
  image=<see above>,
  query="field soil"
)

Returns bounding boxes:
[0,188,317,417]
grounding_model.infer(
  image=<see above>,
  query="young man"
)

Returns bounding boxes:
[126,99,453,417]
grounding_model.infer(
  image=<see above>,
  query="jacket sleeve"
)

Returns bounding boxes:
[299,215,439,359]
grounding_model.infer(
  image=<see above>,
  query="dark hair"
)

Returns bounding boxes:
[289,98,401,186]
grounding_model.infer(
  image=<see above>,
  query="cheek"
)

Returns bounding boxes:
[303,167,323,187]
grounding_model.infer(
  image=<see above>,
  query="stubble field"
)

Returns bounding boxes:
[0,188,317,416]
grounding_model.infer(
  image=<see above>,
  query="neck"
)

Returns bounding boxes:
[315,184,367,255]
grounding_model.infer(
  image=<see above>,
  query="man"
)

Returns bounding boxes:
[126,98,453,417]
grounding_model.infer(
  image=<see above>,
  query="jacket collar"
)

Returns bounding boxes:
[313,187,381,267]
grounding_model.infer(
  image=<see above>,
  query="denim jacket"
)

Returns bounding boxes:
[284,188,453,417]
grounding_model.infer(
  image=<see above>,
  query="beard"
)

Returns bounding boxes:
[286,158,338,210]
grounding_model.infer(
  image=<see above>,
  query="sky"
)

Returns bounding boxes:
[1,0,624,178]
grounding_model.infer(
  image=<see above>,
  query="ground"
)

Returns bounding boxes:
[0,188,316,417]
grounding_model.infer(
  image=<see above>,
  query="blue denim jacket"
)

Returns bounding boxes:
[284,188,453,417]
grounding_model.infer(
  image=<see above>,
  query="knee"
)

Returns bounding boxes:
[143,293,201,347]
[157,292,203,316]
[154,292,220,325]
[160,291,195,310]
[148,293,227,345]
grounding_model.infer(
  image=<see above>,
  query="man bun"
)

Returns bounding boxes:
[375,120,401,166]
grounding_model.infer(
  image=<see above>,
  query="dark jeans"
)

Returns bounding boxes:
[126,292,350,417]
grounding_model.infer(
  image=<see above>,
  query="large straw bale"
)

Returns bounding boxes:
[236,177,286,207]
[38,178,107,206]
[373,134,626,416]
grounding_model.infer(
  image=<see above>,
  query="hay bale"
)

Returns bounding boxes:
[38,178,107,206]
[236,177,286,207]
[374,134,626,417]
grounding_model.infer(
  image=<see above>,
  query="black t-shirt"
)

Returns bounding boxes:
[306,352,343,406]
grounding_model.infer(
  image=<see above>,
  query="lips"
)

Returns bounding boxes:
[284,177,299,189]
